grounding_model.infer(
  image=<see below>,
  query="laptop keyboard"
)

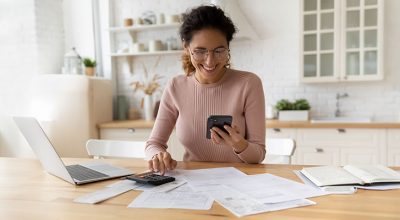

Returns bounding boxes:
[66,164,109,182]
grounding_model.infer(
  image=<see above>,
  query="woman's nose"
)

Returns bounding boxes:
[204,52,216,65]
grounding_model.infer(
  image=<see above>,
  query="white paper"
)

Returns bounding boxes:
[294,170,400,191]
[128,184,213,210]
[293,170,321,189]
[321,186,357,194]
[356,183,400,190]
[179,167,246,183]
[74,180,137,204]
[178,167,246,191]
[149,179,187,193]
[190,172,327,203]
[294,170,357,194]
[205,185,315,217]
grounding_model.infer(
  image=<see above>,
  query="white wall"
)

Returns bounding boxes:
[63,0,95,59]
[110,0,400,121]
[0,0,96,157]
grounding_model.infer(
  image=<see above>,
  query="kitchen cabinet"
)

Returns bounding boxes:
[267,127,387,165]
[300,0,384,83]
[387,129,400,166]
[99,127,185,161]
[266,128,297,139]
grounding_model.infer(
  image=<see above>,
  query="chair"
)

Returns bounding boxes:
[262,138,296,164]
[86,139,146,159]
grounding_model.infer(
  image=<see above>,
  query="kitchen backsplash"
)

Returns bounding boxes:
[111,0,400,122]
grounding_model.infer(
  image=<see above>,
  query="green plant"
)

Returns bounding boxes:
[275,99,311,111]
[275,99,293,111]
[83,58,97,67]
[293,99,311,110]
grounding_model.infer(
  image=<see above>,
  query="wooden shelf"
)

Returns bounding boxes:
[110,50,183,57]
[108,23,180,32]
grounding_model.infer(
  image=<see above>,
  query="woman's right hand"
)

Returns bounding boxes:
[147,151,177,175]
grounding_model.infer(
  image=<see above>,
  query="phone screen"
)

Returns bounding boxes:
[206,115,233,139]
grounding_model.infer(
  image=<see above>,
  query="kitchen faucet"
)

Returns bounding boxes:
[335,93,349,117]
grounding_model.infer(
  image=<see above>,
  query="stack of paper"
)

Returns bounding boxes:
[75,167,332,217]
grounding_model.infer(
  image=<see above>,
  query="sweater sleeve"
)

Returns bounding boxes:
[236,75,266,163]
[145,79,179,160]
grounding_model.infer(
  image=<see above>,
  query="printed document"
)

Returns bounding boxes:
[128,184,213,210]
[205,184,315,217]
[187,173,327,203]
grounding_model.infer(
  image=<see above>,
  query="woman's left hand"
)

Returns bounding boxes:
[210,125,248,153]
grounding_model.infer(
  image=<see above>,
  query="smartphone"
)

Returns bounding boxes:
[206,115,233,139]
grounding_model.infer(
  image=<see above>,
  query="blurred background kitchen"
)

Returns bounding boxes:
[1,0,399,165]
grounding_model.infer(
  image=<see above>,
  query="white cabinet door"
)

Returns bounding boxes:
[296,128,386,165]
[266,128,297,139]
[295,146,341,165]
[100,128,151,141]
[300,0,384,83]
[387,129,400,166]
[339,129,386,165]
[301,0,339,82]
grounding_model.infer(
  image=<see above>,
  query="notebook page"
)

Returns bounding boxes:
[301,166,363,186]
[343,165,400,184]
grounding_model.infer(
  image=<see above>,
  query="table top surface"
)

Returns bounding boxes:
[1,157,400,220]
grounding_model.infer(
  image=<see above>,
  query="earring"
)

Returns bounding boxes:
[224,54,231,68]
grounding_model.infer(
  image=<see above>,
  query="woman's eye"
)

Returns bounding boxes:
[195,50,207,55]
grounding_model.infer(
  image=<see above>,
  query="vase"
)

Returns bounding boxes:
[143,95,154,121]
[117,95,128,120]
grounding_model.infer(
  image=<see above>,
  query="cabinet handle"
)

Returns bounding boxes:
[128,128,136,133]
[273,128,281,132]
[315,148,324,153]
[337,128,346,133]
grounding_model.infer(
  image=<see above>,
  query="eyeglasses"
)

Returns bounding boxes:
[188,47,230,61]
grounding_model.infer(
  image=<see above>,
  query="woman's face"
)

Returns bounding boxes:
[186,28,229,84]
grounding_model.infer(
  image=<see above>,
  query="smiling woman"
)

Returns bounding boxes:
[144,5,266,174]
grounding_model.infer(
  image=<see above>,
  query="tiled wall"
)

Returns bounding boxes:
[111,0,400,121]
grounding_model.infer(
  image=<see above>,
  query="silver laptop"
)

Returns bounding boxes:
[13,116,133,185]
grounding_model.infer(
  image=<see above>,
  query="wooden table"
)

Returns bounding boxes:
[1,157,399,220]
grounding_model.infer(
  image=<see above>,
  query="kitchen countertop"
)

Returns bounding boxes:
[98,119,400,129]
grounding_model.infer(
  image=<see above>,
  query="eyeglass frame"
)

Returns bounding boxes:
[187,46,230,61]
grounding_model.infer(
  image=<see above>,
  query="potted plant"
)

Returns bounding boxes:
[275,99,311,121]
[83,58,96,76]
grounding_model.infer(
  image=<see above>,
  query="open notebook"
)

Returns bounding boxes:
[300,165,400,187]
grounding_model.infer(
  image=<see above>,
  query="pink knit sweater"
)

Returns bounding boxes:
[145,68,266,163]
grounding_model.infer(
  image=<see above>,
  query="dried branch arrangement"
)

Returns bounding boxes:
[130,57,163,95]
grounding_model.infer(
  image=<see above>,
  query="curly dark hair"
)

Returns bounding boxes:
[179,5,237,44]
[179,5,237,75]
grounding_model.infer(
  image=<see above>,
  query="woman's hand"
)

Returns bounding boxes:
[147,151,177,175]
[210,125,248,153]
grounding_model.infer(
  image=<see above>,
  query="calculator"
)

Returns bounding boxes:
[126,173,175,186]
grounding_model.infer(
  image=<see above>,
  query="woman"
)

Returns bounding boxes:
[146,5,266,174]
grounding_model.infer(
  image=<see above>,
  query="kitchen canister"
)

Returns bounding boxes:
[130,43,145,53]
[165,14,180,24]
[148,40,163,52]
[156,13,165,25]
[123,18,133,27]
